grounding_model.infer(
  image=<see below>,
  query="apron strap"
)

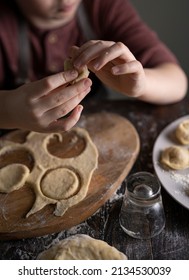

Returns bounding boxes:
[77,3,97,40]
[15,17,30,87]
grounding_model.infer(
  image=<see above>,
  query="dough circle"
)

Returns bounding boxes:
[41,168,80,200]
[161,145,189,170]
[0,163,29,193]
[175,119,189,145]
[37,234,128,260]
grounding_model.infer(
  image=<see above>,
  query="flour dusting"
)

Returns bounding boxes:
[170,171,189,189]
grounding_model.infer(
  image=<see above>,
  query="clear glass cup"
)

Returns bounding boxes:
[119,171,165,239]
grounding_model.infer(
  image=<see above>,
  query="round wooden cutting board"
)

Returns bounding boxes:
[0,112,140,240]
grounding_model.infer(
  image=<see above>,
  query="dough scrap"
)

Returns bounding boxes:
[0,127,98,217]
[175,119,189,145]
[161,145,189,170]
[37,234,128,260]
[64,58,89,84]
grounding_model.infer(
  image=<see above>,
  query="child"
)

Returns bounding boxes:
[0,0,187,133]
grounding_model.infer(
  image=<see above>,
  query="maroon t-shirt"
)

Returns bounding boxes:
[0,0,178,89]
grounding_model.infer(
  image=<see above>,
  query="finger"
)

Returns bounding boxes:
[91,42,136,71]
[70,40,99,59]
[73,41,114,69]
[48,105,83,132]
[35,78,92,113]
[69,45,79,59]
[42,86,91,124]
[30,70,79,100]
[112,60,143,76]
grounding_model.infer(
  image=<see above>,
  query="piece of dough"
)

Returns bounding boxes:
[37,234,128,260]
[0,127,98,217]
[64,58,89,84]
[175,119,189,145]
[41,167,80,200]
[0,163,29,193]
[161,145,189,170]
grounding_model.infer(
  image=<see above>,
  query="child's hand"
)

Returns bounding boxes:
[5,70,92,132]
[70,40,147,97]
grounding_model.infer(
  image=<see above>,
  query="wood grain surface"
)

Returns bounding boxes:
[0,112,140,240]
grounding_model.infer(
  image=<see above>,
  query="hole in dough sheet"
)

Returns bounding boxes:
[40,167,81,200]
[2,131,30,144]
[0,148,35,171]
[47,131,86,159]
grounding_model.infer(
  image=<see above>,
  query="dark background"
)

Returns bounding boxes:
[108,1,189,99]
[131,0,189,79]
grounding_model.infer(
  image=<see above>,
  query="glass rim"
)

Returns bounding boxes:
[125,171,161,200]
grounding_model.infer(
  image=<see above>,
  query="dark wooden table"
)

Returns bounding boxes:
[1,95,189,260]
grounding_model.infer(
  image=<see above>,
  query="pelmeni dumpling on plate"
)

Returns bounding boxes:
[175,119,189,145]
[161,145,189,170]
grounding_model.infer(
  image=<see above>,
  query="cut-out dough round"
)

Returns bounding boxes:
[175,119,189,145]
[0,163,29,193]
[161,145,189,170]
[64,58,89,84]
[41,167,80,200]
[37,234,128,260]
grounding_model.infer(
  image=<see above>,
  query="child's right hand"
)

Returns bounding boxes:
[1,70,92,132]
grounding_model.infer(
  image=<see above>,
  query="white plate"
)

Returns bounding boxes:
[153,115,189,209]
